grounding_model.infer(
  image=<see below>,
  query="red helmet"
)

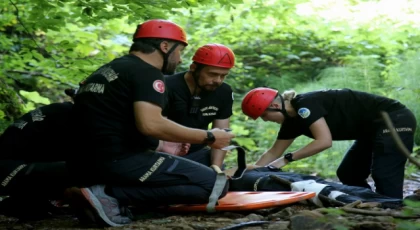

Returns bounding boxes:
[241,87,278,120]
[133,19,188,46]
[192,43,235,69]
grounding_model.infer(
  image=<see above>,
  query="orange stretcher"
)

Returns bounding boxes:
[163,191,315,212]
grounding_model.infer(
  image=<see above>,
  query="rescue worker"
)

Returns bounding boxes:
[68,19,235,227]
[162,43,235,167]
[0,102,76,220]
[241,87,416,199]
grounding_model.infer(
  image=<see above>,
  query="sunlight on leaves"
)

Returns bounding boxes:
[19,90,51,105]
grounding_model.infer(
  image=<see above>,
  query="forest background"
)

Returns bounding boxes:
[1,0,419,179]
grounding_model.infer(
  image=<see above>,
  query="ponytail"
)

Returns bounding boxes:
[281,90,296,101]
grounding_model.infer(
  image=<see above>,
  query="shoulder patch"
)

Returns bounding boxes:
[298,107,311,119]
[153,80,165,93]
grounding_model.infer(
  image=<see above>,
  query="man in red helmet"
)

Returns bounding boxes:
[160,43,235,168]
[240,87,416,200]
[67,20,234,227]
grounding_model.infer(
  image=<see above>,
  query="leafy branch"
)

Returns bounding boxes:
[6,70,78,88]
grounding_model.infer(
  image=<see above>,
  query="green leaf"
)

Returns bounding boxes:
[19,90,51,105]
[31,50,44,61]
[234,137,256,150]
[23,52,32,60]
[22,102,36,113]
[287,54,300,60]
[310,57,322,62]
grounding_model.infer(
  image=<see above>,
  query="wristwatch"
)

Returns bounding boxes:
[203,131,215,145]
[284,152,295,162]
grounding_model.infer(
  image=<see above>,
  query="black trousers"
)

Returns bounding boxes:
[68,150,228,207]
[0,126,74,199]
[183,147,212,167]
[336,108,417,199]
[0,160,73,200]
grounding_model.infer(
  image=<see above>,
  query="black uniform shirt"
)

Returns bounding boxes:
[162,71,233,152]
[0,102,73,161]
[277,88,405,140]
[72,54,165,157]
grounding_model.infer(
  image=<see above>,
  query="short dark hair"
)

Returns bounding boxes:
[129,38,177,53]
[192,62,206,73]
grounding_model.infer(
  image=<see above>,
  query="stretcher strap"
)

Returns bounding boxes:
[206,145,248,212]
[231,146,247,180]
[206,166,227,213]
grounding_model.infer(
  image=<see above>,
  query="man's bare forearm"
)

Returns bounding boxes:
[211,148,227,167]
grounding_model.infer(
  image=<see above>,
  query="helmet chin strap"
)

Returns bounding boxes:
[266,94,290,119]
[156,43,179,74]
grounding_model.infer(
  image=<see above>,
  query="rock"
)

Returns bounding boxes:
[191,222,224,229]
[297,210,324,218]
[254,208,272,215]
[233,218,250,224]
[165,223,194,230]
[353,221,396,230]
[268,207,295,220]
[246,213,264,221]
[151,219,173,224]
[290,212,335,230]
[240,227,263,230]
[267,221,289,230]
[214,218,234,222]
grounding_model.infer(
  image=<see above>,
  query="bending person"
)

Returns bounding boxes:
[241,87,416,199]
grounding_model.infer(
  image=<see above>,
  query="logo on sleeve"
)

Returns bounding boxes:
[298,108,311,119]
[153,80,165,93]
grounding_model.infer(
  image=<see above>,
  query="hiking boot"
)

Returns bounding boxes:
[78,185,132,227]
[65,187,98,226]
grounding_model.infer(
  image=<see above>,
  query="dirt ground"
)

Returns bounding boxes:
[0,179,419,230]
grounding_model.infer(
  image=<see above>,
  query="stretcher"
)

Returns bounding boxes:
[163,191,315,212]
[161,146,313,212]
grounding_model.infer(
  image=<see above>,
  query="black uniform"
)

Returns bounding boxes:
[277,88,416,199]
[0,102,75,219]
[69,54,226,206]
[162,71,233,166]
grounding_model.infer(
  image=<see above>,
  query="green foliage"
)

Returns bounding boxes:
[0,0,229,123]
[19,90,51,112]
[396,222,420,230]
[396,199,420,229]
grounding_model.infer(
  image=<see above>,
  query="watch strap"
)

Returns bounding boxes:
[204,131,215,145]
[284,152,295,162]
